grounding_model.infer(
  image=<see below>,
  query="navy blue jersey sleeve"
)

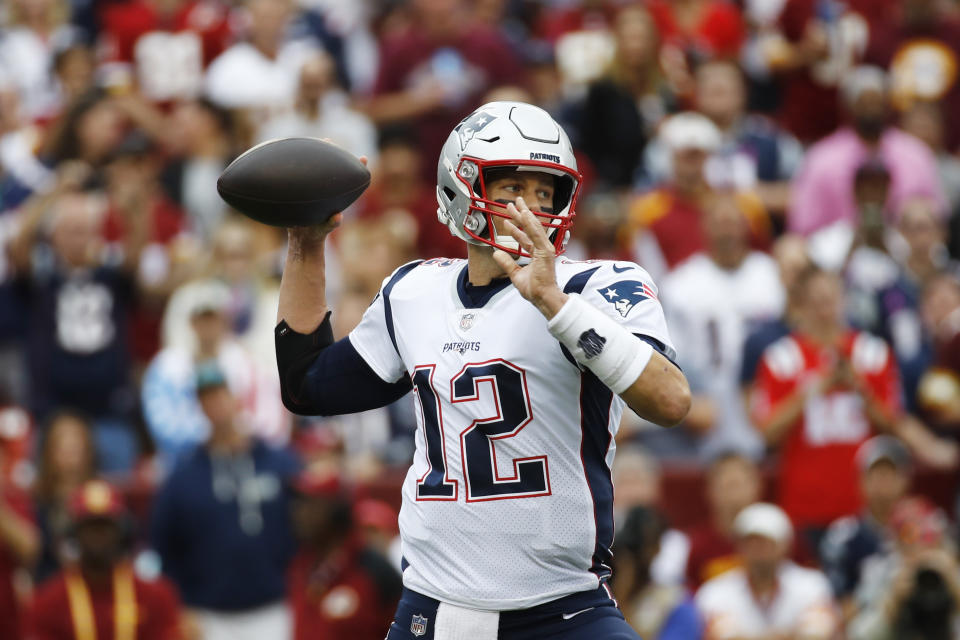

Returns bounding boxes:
[276,314,411,416]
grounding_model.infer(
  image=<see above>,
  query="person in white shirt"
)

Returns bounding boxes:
[661,193,785,460]
[696,502,838,640]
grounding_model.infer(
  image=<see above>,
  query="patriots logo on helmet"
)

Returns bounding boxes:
[456,111,496,149]
[597,280,657,318]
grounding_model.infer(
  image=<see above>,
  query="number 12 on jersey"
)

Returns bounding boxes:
[411,359,551,502]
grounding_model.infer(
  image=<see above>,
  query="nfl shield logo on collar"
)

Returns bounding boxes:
[411,614,428,637]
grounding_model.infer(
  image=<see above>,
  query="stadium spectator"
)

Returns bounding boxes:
[848,496,960,640]
[353,126,463,260]
[662,192,784,459]
[750,267,903,548]
[565,190,632,261]
[101,130,191,366]
[576,4,669,189]
[143,279,287,471]
[33,410,97,583]
[257,51,377,164]
[696,502,838,639]
[611,505,703,639]
[916,274,960,427]
[899,102,960,216]
[628,112,770,282]
[694,59,801,213]
[0,422,38,640]
[788,66,945,237]
[0,0,85,123]
[820,435,912,622]
[1,89,125,211]
[287,469,401,640]
[204,0,319,121]
[28,479,183,640]
[762,0,873,143]
[364,0,523,181]
[684,452,762,589]
[163,98,235,241]
[10,182,145,473]
[738,233,812,389]
[151,360,298,640]
[611,446,690,588]
[647,0,745,61]
[98,0,233,103]
[865,0,960,151]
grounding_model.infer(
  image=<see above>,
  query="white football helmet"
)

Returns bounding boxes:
[436,101,582,257]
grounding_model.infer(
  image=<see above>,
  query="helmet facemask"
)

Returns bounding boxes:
[452,156,580,258]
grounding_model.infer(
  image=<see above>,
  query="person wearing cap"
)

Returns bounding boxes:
[142,278,288,472]
[287,469,401,640]
[788,65,946,239]
[627,111,771,283]
[820,435,912,622]
[27,479,182,640]
[848,496,960,640]
[695,502,838,640]
[150,360,299,640]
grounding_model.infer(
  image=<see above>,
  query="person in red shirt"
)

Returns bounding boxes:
[750,266,903,550]
[27,480,182,640]
[98,0,232,102]
[287,469,402,640]
[647,0,745,60]
[0,428,39,640]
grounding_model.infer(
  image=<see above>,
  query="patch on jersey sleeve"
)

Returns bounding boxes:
[596,280,657,318]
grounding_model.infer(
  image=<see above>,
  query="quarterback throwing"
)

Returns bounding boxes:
[274,102,690,639]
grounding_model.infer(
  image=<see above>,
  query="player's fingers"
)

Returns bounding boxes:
[503,218,535,254]
[492,249,520,276]
[512,197,552,250]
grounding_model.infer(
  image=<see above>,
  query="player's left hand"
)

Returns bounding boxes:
[492,196,568,319]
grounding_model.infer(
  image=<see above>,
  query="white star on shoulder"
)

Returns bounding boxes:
[603,288,619,300]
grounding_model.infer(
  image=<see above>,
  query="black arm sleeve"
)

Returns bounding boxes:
[275,313,412,416]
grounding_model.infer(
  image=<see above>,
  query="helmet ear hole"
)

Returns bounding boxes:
[442,187,456,202]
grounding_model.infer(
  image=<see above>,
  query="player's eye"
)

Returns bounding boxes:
[537,189,553,200]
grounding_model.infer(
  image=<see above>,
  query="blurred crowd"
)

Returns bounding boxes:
[1,0,960,638]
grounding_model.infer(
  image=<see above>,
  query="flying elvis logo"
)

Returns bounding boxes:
[456,111,496,148]
[598,280,657,318]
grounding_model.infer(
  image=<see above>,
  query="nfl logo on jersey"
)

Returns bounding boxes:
[410,614,428,637]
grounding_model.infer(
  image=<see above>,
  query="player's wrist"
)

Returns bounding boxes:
[547,294,654,394]
[533,287,568,319]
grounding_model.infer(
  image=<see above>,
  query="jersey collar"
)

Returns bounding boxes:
[456,264,513,309]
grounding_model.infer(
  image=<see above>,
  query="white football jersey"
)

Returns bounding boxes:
[661,252,784,458]
[349,257,676,610]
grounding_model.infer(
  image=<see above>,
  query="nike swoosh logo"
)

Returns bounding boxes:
[611,264,634,273]
[561,607,594,620]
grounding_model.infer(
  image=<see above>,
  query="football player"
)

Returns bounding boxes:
[275,101,690,639]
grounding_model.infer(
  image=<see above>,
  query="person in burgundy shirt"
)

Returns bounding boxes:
[27,480,182,640]
[365,0,523,183]
[684,451,763,589]
[865,0,960,151]
[750,267,903,551]
[287,470,401,640]
[0,436,39,640]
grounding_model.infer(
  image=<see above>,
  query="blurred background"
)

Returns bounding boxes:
[2,0,960,638]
